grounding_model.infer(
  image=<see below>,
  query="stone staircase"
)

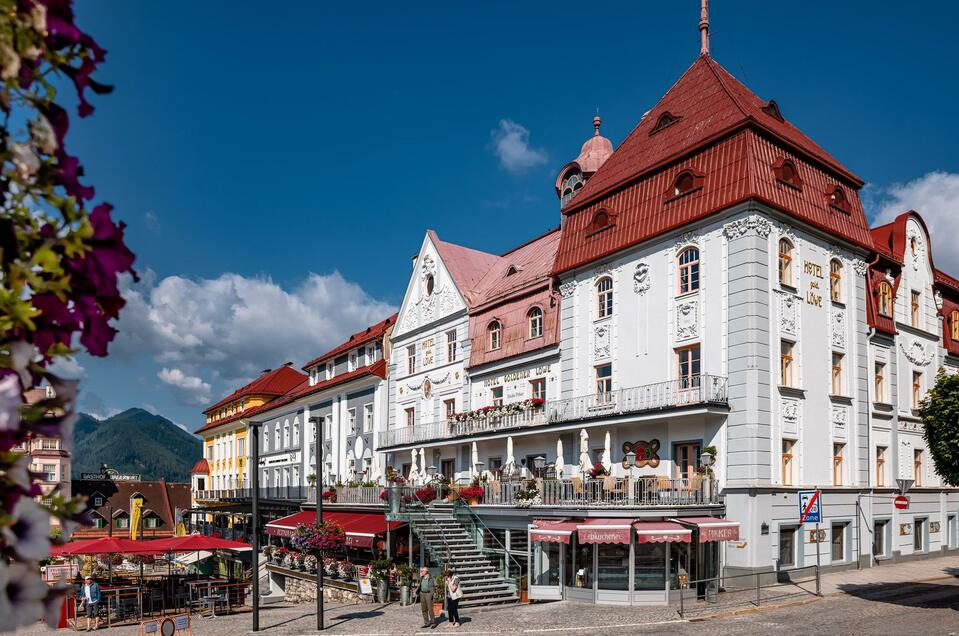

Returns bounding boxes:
[408,501,518,608]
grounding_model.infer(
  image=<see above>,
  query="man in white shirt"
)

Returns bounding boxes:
[81,575,101,631]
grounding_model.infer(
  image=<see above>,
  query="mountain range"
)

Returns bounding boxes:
[72,408,201,483]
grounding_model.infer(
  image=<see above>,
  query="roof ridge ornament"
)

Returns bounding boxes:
[700,0,710,56]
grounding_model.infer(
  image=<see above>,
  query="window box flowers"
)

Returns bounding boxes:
[448,398,546,423]
[273,546,288,565]
[321,489,338,503]
[513,480,542,508]
[338,560,356,580]
[303,554,318,573]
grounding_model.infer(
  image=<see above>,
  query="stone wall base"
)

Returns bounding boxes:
[285,576,367,604]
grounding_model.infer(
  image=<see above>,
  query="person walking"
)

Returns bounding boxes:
[80,575,102,631]
[416,567,437,629]
[444,569,463,628]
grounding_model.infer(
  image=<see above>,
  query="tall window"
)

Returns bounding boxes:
[404,407,415,427]
[324,414,333,440]
[292,421,299,446]
[444,399,456,419]
[782,439,795,486]
[263,429,269,452]
[676,345,701,387]
[778,239,794,286]
[831,352,844,395]
[488,321,502,350]
[830,259,842,302]
[910,290,920,327]
[674,442,701,479]
[283,422,290,447]
[530,378,546,400]
[363,404,373,433]
[407,344,417,375]
[446,329,457,361]
[274,427,280,450]
[780,340,795,387]
[877,282,893,317]
[560,169,584,206]
[596,277,613,318]
[677,247,700,294]
[528,307,543,338]
[491,386,504,407]
[952,311,959,341]
[912,371,922,408]
[833,443,845,486]
[237,438,245,456]
[831,523,846,562]
[874,362,886,403]
[914,449,923,486]
[348,408,357,435]
[595,364,612,399]
[876,446,886,487]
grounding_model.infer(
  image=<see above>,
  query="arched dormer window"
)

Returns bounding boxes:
[827,185,851,213]
[778,239,794,287]
[877,282,893,317]
[951,310,959,341]
[505,265,518,277]
[487,320,502,351]
[773,158,803,189]
[762,100,784,121]
[651,111,680,134]
[596,277,613,319]
[668,169,703,200]
[585,209,616,236]
[677,247,700,294]
[829,259,843,302]
[561,169,584,206]
[528,307,543,339]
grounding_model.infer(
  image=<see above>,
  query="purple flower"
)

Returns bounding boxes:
[1,498,52,561]
[0,562,49,631]
[0,375,22,433]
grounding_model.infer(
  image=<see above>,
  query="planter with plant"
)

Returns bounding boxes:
[459,485,485,505]
[261,545,274,561]
[395,564,414,605]
[338,560,356,581]
[513,480,542,508]
[303,554,318,573]
[369,557,393,602]
[432,574,445,616]
[274,547,289,566]
[323,557,337,577]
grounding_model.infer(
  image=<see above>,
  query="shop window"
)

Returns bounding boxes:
[634,542,667,590]
[534,541,561,587]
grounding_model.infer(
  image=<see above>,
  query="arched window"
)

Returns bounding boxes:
[596,277,613,318]
[561,169,584,206]
[774,159,803,188]
[586,210,612,235]
[263,428,269,452]
[487,320,501,351]
[652,111,679,133]
[677,247,700,294]
[829,259,843,302]
[528,307,543,339]
[828,185,850,212]
[951,310,959,341]
[426,274,435,295]
[778,239,794,286]
[877,282,893,317]
[674,171,696,196]
[910,236,918,256]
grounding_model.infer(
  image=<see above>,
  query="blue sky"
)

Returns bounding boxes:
[67,1,959,431]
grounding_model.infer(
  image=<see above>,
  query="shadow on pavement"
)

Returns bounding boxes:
[836,575,959,612]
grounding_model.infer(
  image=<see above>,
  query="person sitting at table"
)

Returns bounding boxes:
[81,575,102,631]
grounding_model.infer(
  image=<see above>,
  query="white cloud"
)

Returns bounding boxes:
[491,119,547,174]
[112,270,396,406]
[48,356,85,380]
[871,171,959,275]
[158,368,212,406]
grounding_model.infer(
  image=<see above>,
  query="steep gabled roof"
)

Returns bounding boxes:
[203,365,306,415]
[429,230,502,306]
[302,313,397,371]
[472,228,561,308]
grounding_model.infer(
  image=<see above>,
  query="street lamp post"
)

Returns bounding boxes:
[249,421,261,632]
[309,416,325,631]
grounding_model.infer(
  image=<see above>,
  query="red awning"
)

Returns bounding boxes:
[577,518,632,545]
[265,511,404,547]
[633,521,692,544]
[671,517,740,543]
[530,519,579,544]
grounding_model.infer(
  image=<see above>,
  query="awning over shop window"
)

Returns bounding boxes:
[671,517,740,542]
[632,521,692,544]
[265,510,405,547]
[577,518,632,545]
[530,519,579,544]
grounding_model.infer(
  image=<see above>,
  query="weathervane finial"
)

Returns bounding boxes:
[700,0,710,56]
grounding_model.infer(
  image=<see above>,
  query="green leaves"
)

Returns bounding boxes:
[917,369,959,486]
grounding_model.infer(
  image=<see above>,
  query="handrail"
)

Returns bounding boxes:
[407,498,452,571]
[452,498,523,590]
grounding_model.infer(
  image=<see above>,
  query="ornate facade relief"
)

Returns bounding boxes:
[633,261,650,294]
[676,300,698,341]
[594,323,611,361]
[851,259,868,277]
[778,291,799,337]
[400,251,462,333]
[404,372,451,393]
[831,309,847,350]
[780,398,800,436]
[831,405,848,431]
[722,215,772,240]
[673,232,701,250]
[900,339,935,366]
[906,227,925,271]
[559,281,577,298]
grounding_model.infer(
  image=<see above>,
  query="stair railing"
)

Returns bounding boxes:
[452,498,523,592]
[384,485,452,571]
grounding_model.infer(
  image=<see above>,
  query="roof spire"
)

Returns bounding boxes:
[699,0,710,56]
[593,113,601,136]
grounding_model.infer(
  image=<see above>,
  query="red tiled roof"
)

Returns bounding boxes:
[302,313,397,371]
[190,458,209,474]
[72,479,190,540]
[204,365,307,414]
[429,230,502,307]
[552,55,875,276]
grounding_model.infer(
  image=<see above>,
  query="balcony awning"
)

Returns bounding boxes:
[530,519,579,544]
[577,518,632,545]
[265,511,405,547]
[671,517,740,542]
[632,521,692,544]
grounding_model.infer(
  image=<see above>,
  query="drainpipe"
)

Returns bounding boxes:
[860,252,881,570]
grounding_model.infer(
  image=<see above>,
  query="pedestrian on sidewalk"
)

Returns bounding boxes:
[416,567,437,629]
[80,575,102,631]
[444,569,463,628]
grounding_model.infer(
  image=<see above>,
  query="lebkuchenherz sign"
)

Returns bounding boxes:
[798,489,821,524]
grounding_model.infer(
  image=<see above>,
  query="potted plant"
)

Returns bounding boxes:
[518,575,529,603]
[323,557,337,577]
[338,560,356,581]
[513,480,542,508]
[303,554,318,573]
[460,485,485,506]
[432,574,445,617]
[274,547,289,566]
[395,564,414,606]
[369,558,393,603]
[414,486,437,505]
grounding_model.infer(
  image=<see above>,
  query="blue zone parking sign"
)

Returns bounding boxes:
[798,490,821,524]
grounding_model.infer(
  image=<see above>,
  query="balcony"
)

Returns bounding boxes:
[193,486,310,502]
[379,374,728,448]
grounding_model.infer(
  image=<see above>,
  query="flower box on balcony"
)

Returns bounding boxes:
[447,398,545,424]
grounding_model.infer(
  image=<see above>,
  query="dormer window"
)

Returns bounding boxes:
[487,321,502,351]
[877,281,894,317]
[528,307,543,339]
[773,158,803,189]
[762,100,784,121]
[506,265,518,277]
[651,111,680,134]
[668,169,703,200]
[585,209,616,236]
[827,185,851,213]
[560,169,585,206]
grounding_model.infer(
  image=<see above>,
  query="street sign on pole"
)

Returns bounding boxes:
[798,490,821,524]
[896,478,914,495]
[894,495,909,510]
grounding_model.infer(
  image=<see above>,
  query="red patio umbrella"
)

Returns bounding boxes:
[138,535,250,553]
[59,536,159,555]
